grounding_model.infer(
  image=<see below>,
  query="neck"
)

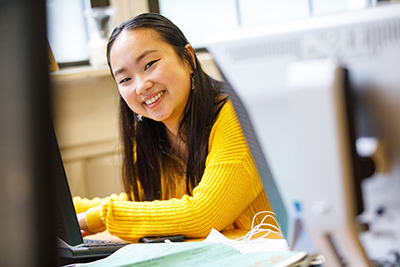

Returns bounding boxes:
[165,126,187,160]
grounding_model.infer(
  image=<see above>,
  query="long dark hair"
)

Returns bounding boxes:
[107,13,227,201]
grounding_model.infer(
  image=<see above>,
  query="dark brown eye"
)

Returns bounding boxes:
[145,59,160,70]
[119,78,131,84]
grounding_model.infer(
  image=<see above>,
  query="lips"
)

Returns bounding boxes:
[144,91,164,105]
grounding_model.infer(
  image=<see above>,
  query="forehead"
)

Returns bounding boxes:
[119,27,163,46]
[110,28,171,64]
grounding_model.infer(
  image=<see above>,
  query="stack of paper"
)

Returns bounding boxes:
[69,230,308,267]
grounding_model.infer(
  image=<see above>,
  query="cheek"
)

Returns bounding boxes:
[156,59,190,87]
[118,86,139,111]
[162,68,190,91]
[118,87,129,103]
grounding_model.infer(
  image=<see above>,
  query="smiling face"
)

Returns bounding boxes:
[109,28,193,135]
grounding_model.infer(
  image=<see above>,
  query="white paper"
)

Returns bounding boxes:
[203,229,290,254]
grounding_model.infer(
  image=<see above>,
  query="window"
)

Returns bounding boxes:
[158,0,373,49]
[47,0,375,64]
[46,0,90,65]
[159,0,239,48]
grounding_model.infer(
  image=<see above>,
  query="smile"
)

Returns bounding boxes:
[145,91,164,105]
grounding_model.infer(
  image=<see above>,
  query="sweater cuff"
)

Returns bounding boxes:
[86,205,107,233]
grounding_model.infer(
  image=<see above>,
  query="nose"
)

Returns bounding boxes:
[136,76,153,95]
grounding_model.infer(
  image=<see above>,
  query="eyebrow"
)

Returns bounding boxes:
[113,50,158,77]
[136,50,157,64]
[113,68,127,77]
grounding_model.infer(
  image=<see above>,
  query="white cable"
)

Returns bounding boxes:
[235,211,284,242]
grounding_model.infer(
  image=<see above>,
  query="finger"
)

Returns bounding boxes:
[81,230,94,238]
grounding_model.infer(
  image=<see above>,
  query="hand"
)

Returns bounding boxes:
[77,212,95,237]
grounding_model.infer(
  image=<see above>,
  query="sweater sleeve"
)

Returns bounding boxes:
[73,193,129,214]
[85,102,265,240]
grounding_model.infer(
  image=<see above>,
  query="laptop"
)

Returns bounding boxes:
[51,126,128,264]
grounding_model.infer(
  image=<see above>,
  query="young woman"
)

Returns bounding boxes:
[74,13,278,240]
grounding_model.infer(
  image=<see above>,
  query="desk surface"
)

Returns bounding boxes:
[86,229,282,243]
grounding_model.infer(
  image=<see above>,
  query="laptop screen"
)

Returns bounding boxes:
[51,126,84,246]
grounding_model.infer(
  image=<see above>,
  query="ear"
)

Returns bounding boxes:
[185,44,196,74]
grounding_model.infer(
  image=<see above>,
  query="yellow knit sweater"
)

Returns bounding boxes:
[73,101,277,240]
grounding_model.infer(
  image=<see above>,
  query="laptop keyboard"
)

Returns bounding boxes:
[83,239,128,248]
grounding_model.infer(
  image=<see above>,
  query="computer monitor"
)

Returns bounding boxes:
[206,3,400,266]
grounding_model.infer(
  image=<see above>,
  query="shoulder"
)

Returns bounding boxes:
[208,100,247,157]
[212,100,241,137]
[213,100,239,131]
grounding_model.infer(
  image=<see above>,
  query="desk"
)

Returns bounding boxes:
[85,229,282,243]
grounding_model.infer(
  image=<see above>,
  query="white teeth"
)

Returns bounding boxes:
[145,91,163,105]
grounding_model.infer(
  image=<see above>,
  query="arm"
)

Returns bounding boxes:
[73,193,129,214]
[85,102,264,240]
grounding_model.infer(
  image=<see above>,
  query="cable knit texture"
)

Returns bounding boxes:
[73,101,277,240]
